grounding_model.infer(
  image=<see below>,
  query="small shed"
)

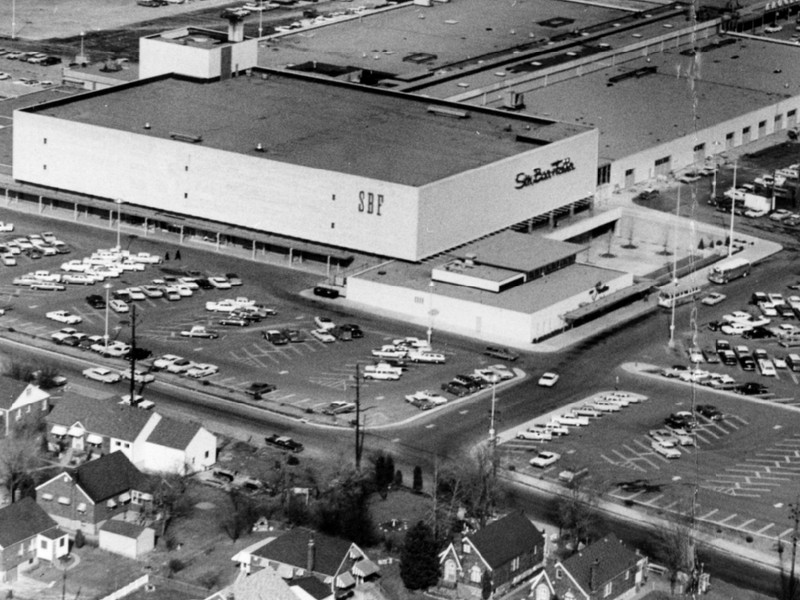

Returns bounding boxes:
[99,519,155,559]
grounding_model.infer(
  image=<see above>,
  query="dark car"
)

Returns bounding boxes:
[264,330,289,345]
[697,404,723,420]
[739,356,756,371]
[743,327,775,340]
[441,381,471,397]
[40,56,62,66]
[265,434,304,453]
[85,294,107,309]
[452,374,483,391]
[245,382,277,399]
[706,320,723,332]
[331,326,353,341]
[779,305,796,319]
[483,346,519,361]
[25,248,43,259]
[339,323,364,338]
[281,329,304,343]
[197,278,215,290]
[751,292,769,305]
[219,317,248,327]
[715,339,731,352]
[127,347,152,362]
[313,285,339,299]
[737,381,769,395]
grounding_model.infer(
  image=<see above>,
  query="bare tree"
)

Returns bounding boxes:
[651,515,696,594]
[142,472,192,538]
[555,477,600,553]
[0,428,43,503]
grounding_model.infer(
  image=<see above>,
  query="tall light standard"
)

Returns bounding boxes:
[115,199,123,250]
[711,141,721,200]
[728,160,737,258]
[427,281,437,347]
[11,0,16,40]
[103,283,112,354]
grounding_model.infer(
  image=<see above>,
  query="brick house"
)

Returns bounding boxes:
[545,534,647,600]
[0,497,69,582]
[439,511,546,598]
[35,451,151,535]
[45,395,216,474]
[0,377,49,437]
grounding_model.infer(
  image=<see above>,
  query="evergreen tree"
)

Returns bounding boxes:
[400,521,440,590]
[481,569,493,599]
[413,466,423,493]
[385,455,395,486]
[374,455,386,487]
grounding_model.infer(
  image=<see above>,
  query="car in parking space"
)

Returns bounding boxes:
[697,404,723,420]
[209,276,232,289]
[140,285,164,298]
[452,374,484,392]
[91,340,131,358]
[264,329,289,345]
[529,451,561,468]
[219,316,249,327]
[281,328,304,343]
[537,372,559,387]
[487,364,515,380]
[770,209,793,221]
[737,381,769,395]
[1,254,15,266]
[779,305,796,319]
[166,358,197,374]
[311,328,336,343]
[46,310,82,325]
[483,346,519,361]
[687,348,704,363]
[372,345,407,358]
[109,299,130,314]
[225,273,243,286]
[743,327,775,340]
[408,350,446,364]
[313,285,340,299]
[517,429,552,441]
[701,292,727,306]
[759,302,778,317]
[82,367,122,384]
[405,390,448,406]
[651,440,681,459]
[30,281,66,291]
[338,324,364,339]
[722,321,753,336]
[555,412,589,427]
[363,369,400,381]
[244,382,277,399]
[406,396,434,410]
[441,381,471,397]
[50,331,80,346]
[704,373,736,388]
[314,316,336,331]
[678,368,711,383]
[758,358,777,377]
[590,400,621,413]
[648,429,678,447]
[152,354,184,370]
[85,294,106,309]
[473,368,502,384]
[573,405,603,418]
[702,348,720,364]
[661,365,689,378]
[774,355,788,369]
[127,287,147,301]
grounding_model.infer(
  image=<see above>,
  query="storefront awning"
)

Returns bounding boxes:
[352,559,380,578]
[68,425,84,437]
[86,433,103,445]
[51,425,67,436]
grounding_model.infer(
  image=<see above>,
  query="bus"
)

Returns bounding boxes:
[707,257,751,284]
[657,280,703,309]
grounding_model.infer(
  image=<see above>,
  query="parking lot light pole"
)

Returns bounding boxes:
[427,281,435,347]
[115,199,123,250]
[103,283,112,354]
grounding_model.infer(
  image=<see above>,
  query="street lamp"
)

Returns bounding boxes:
[427,281,436,347]
[103,283,112,354]
[115,199,123,250]
[711,141,721,200]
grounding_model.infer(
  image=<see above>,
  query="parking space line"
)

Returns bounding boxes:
[756,523,775,534]
[780,528,795,538]
[719,513,739,524]
[640,494,664,506]
[699,508,719,520]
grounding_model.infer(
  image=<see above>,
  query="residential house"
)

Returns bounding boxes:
[233,527,379,597]
[439,511,546,598]
[0,497,69,582]
[547,534,647,600]
[45,395,216,474]
[0,376,49,437]
[205,565,306,600]
[35,451,151,535]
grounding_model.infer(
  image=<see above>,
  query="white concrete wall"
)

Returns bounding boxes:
[12,111,422,260]
[417,129,599,257]
[183,428,217,473]
[139,36,258,79]
[611,97,800,189]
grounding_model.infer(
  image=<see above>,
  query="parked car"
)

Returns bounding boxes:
[186,363,219,378]
[82,367,122,384]
[651,440,681,459]
[313,285,339,299]
[109,299,130,313]
[537,372,559,387]
[265,434,303,452]
[46,310,82,324]
[322,401,357,415]
[180,325,220,339]
[517,429,552,441]
[85,294,106,309]
[405,390,448,406]
[701,292,726,306]
[245,382,277,399]
[483,346,519,361]
[441,381,471,397]
[264,329,289,345]
[314,316,336,330]
[310,328,336,343]
[529,451,561,468]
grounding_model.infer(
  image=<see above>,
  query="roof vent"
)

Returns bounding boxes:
[255,143,265,152]
[144,122,151,130]
[169,132,203,144]
[427,105,470,119]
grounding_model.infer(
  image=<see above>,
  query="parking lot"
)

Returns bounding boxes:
[0,212,531,427]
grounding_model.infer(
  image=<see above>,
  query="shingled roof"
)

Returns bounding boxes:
[146,416,201,450]
[74,451,147,503]
[45,395,153,442]
[0,497,57,548]
[253,527,357,578]
[0,377,43,411]
[560,534,639,592]
[469,511,544,570]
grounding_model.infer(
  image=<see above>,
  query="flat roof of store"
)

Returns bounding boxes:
[455,230,585,272]
[358,256,624,313]
[22,70,590,187]
[471,34,796,162]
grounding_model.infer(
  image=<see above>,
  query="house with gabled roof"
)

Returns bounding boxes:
[35,450,152,535]
[439,511,546,598]
[0,497,69,582]
[0,376,50,437]
[45,395,216,474]
[548,534,646,600]
[205,565,304,600]
[232,527,379,597]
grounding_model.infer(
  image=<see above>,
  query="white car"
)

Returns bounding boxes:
[722,311,753,323]
[310,328,336,343]
[314,316,336,330]
[649,429,678,447]
[701,292,726,306]
[760,302,779,317]
[208,276,232,289]
[141,285,164,298]
[529,451,561,468]
[186,363,219,378]
[555,413,589,426]
[473,368,502,384]
[590,401,622,412]
[652,440,681,459]
[61,260,88,272]
[205,299,241,313]
[109,299,130,313]
[573,405,603,418]
[392,337,430,349]
[764,24,783,33]
[487,364,515,380]
[408,351,446,364]
[721,322,753,336]
[371,345,407,358]
[688,348,704,363]
[678,369,711,383]
[0,222,14,232]
[127,287,146,301]
[538,372,559,387]
[517,429,552,441]
[541,422,570,436]
[120,368,155,384]
[405,390,448,406]
[62,273,96,285]
[31,281,66,291]
[46,310,82,325]
[90,340,131,357]
[363,370,400,380]
[744,208,769,218]
[82,367,122,384]
[166,358,197,374]
[770,209,793,222]
[153,354,184,370]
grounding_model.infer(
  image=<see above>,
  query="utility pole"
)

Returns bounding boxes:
[788,496,800,600]
[129,303,137,399]
[354,364,364,471]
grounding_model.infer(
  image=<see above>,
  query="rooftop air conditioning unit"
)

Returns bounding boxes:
[503,91,525,110]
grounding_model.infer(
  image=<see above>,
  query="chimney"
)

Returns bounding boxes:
[589,558,599,591]
[307,536,315,573]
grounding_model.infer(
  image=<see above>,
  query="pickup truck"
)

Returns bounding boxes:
[265,434,304,453]
[180,325,220,339]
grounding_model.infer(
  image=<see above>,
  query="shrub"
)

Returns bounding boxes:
[74,530,85,549]
[197,569,222,589]
[287,455,300,466]
[168,559,185,575]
